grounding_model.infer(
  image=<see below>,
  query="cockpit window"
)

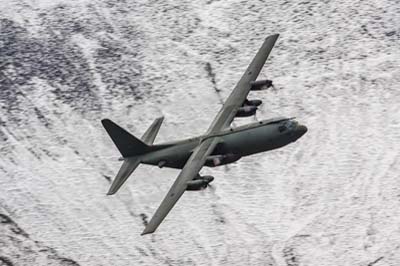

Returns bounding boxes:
[287,120,298,129]
[278,120,298,132]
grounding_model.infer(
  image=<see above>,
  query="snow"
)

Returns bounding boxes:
[0,0,399,265]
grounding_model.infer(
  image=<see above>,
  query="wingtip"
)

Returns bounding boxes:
[101,118,110,124]
[141,229,154,236]
[101,118,113,128]
[106,188,116,195]
[266,33,279,40]
[141,224,156,235]
[155,116,165,124]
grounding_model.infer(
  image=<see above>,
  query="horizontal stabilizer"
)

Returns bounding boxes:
[141,116,164,145]
[101,119,149,157]
[107,157,141,195]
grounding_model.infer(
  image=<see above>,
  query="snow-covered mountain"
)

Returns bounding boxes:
[1,0,399,265]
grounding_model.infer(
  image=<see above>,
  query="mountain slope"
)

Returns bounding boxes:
[1,0,399,265]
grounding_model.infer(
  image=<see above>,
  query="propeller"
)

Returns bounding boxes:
[200,175,215,190]
[207,182,216,192]
[253,107,259,121]
[223,164,231,172]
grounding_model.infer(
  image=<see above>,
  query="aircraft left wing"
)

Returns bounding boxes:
[141,137,219,235]
[207,34,279,134]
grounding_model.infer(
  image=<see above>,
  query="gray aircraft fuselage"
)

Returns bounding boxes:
[140,117,307,169]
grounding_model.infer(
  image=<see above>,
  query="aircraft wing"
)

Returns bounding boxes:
[207,34,279,134]
[141,34,279,235]
[141,137,219,235]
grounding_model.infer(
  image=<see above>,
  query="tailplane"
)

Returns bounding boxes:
[101,118,164,195]
[107,157,141,195]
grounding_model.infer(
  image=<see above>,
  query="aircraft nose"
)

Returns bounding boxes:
[296,124,308,137]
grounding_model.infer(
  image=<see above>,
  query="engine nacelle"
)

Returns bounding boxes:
[186,180,208,191]
[250,79,273,90]
[243,99,262,107]
[205,154,241,167]
[186,175,214,191]
[235,106,257,117]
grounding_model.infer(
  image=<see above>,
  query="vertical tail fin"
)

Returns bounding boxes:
[101,118,164,195]
[101,119,149,157]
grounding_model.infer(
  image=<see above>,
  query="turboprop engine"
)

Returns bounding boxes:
[250,79,273,90]
[243,99,262,107]
[186,175,214,191]
[205,154,241,167]
[235,105,257,117]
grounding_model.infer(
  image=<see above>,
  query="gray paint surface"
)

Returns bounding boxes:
[102,35,307,234]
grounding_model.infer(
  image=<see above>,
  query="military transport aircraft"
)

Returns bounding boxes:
[101,34,307,235]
